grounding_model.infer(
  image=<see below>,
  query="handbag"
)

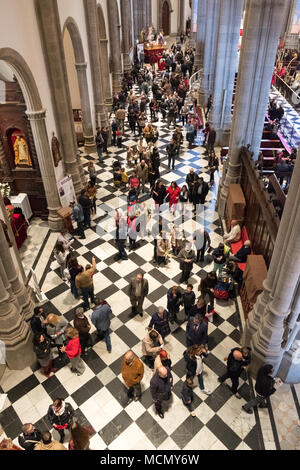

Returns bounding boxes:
[214,282,229,300]
[165,194,170,203]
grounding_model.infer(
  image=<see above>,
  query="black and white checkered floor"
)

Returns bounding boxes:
[0,81,278,450]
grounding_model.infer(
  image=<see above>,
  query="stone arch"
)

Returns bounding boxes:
[158,0,172,36]
[0,47,62,230]
[62,17,96,153]
[97,4,112,107]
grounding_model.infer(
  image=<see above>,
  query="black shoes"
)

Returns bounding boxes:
[158,412,164,419]
[242,405,253,414]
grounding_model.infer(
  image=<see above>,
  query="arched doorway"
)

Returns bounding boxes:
[162,1,170,36]
[63,18,96,154]
[0,48,62,231]
[97,5,112,109]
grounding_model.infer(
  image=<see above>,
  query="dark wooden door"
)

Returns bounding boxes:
[162,1,170,36]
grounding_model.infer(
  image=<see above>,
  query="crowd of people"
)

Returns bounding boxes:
[0,39,284,451]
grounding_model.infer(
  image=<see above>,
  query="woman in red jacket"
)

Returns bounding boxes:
[167,181,181,212]
[60,328,86,376]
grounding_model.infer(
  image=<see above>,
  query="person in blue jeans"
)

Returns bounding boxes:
[183,345,211,396]
[91,298,112,352]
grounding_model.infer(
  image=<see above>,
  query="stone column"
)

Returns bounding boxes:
[194,0,207,71]
[178,0,185,36]
[84,0,108,127]
[190,0,197,47]
[217,0,286,217]
[120,0,132,72]
[246,164,300,377]
[75,62,97,153]
[26,110,62,231]
[0,137,12,179]
[0,216,35,322]
[199,0,219,107]
[146,0,152,29]
[210,0,244,146]
[34,0,82,196]
[242,149,300,349]
[107,0,123,93]
[0,257,35,370]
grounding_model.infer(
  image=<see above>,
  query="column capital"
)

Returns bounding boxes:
[25,109,47,121]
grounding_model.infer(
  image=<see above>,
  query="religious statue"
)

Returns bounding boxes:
[157,31,165,45]
[13,135,32,167]
[51,132,62,167]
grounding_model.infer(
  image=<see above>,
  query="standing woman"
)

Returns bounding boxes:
[60,327,86,376]
[87,161,96,186]
[179,184,189,214]
[166,182,181,213]
[53,241,68,281]
[47,398,74,444]
[151,180,167,209]
[33,334,57,378]
[69,421,93,450]
[45,313,68,358]
[67,256,82,300]
[74,307,91,356]
[86,180,97,217]
[183,345,210,396]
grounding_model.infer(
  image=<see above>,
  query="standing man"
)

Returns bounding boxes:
[91,298,112,353]
[30,306,46,336]
[242,364,279,414]
[186,168,197,203]
[128,273,149,317]
[135,159,148,193]
[150,366,173,419]
[178,242,196,284]
[166,138,178,171]
[121,350,144,402]
[116,105,126,134]
[75,257,96,310]
[205,94,212,119]
[194,228,211,262]
[218,347,251,398]
[18,424,42,451]
[205,127,216,159]
[111,118,119,146]
[78,189,92,229]
[96,129,104,163]
[186,314,208,348]
[114,208,128,261]
[70,200,85,239]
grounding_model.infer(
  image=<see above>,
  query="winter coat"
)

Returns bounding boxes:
[34,337,52,361]
[255,369,276,398]
[121,356,144,387]
[91,304,112,332]
[152,184,167,205]
[157,238,170,257]
[226,348,245,375]
[178,248,196,271]
[183,291,196,312]
[142,329,163,357]
[167,288,182,314]
[166,186,181,207]
[30,315,46,336]
[34,440,67,451]
[186,317,208,346]
[135,163,148,184]
[18,429,42,451]
[150,368,173,401]
[46,317,68,346]
[183,350,208,377]
[181,382,193,405]
[47,402,74,428]
[149,310,171,338]
[74,316,90,342]
[153,355,172,374]
[65,337,81,359]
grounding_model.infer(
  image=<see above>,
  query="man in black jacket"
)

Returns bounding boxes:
[218,347,251,398]
[18,423,42,450]
[30,306,46,336]
[242,364,277,414]
[229,240,251,263]
[166,138,177,170]
[150,366,173,419]
[186,168,197,202]
[78,189,92,228]
[186,314,208,348]
[193,177,209,212]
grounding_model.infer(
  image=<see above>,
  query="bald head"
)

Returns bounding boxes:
[244,240,251,247]
[124,351,135,364]
[158,366,168,378]
[233,350,243,361]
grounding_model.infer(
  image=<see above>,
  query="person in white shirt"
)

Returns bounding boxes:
[223,220,241,244]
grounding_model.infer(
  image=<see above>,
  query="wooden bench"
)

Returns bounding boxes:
[260,140,282,148]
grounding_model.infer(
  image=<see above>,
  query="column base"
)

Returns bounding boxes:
[84,135,97,154]
[5,329,35,370]
[216,128,230,147]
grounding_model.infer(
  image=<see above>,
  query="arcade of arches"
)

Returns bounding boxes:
[0,0,299,452]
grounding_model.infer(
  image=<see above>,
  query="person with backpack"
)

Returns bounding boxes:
[242,364,280,414]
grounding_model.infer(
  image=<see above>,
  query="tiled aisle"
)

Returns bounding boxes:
[0,80,285,451]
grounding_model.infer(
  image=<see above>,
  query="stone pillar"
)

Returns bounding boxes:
[26,110,62,231]
[190,0,197,47]
[178,0,185,36]
[146,0,152,29]
[242,149,300,353]
[0,216,35,322]
[75,62,97,153]
[0,137,12,179]
[34,0,82,196]
[199,0,219,107]
[210,0,244,146]
[107,0,123,93]
[217,0,286,217]
[120,0,132,72]
[194,0,207,71]
[26,119,41,177]
[84,0,108,127]
[280,0,297,40]
[0,257,35,370]
[246,163,300,377]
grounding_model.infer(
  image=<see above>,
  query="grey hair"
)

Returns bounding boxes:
[158,306,165,313]
[75,307,84,316]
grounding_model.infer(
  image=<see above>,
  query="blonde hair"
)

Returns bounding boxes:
[66,327,79,339]
[46,314,60,326]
